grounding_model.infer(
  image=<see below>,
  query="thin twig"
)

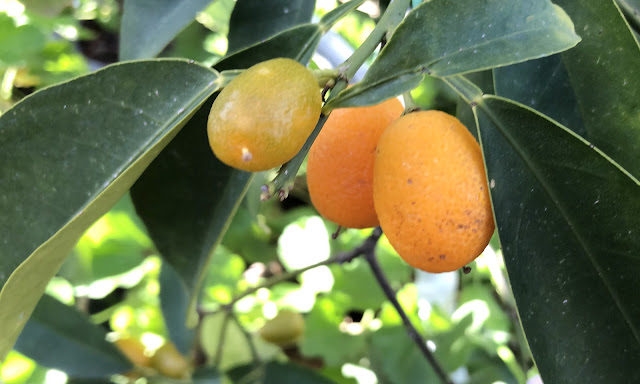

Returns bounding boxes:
[364,241,453,384]
[213,312,231,368]
[199,229,384,317]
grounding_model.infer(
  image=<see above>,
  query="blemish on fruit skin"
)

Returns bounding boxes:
[439,254,446,260]
[407,178,413,184]
[242,147,253,162]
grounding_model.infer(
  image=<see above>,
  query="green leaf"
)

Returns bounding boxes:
[328,0,581,109]
[120,0,213,60]
[14,295,131,377]
[493,54,586,137]
[215,0,362,71]
[538,0,640,178]
[215,24,322,71]
[0,14,46,66]
[368,327,439,384]
[227,0,315,53]
[0,59,219,360]
[130,10,336,335]
[158,262,196,355]
[130,96,252,329]
[300,294,366,366]
[474,96,640,382]
[58,194,153,285]
[227,361,337,384]
[330,232,412,311]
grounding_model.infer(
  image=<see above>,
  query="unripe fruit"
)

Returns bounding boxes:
[259,309,305,347]
[207,58,322,172]
[373,110,495,273]
[307,97,404,228]
[149,342,190,379]
[114,337,150,368]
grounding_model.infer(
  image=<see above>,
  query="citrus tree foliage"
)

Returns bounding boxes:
[1,0,639,383]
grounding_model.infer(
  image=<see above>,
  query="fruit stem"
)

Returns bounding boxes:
[312,68,340,87]
[364,235,454,384]
[402,90,420,112]
[339,0,411,80]
[263,0,411,199]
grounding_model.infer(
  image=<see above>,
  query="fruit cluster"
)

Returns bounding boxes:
[207,58,495,273]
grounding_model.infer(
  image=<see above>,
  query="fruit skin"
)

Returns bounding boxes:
[373,110,495,273]
[149,342,190,379]
[114,337,151,368]
[259,309,305,347]
[307,97,403,228]
[207,58,321,172]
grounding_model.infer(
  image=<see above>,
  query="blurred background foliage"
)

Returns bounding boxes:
[1,0,538,383]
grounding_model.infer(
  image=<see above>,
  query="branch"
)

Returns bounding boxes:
[261,0,412,200]
[364,239,453,384]
[197,229,384,317]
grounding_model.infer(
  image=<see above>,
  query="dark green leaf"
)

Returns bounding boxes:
[227,0,315,53]
[494,54,586,137]
[368,327,439,384]
[216,0,362,71]
[131,14,337,334]
[215,24,321,71]
[120,0,213,60]
[543,0,640,178]
[15,295,131,377]
[158,262,196,354]
[475,96,640,383]
[228,362,337,384]
[327,0,580,109]
[0,59,219,360]
[131,96,252,329]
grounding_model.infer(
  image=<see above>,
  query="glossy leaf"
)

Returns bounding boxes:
[0,59,219,360]
[120,0,213,60]
[227,0,315,53]
[215,24,321,71]
[15,295,131,377]
[131,97,252,329]
[542,0,640,178]
[493,54,586,137]
[327,0,580,109]
[474,96,640,383]
[215,0,365,71]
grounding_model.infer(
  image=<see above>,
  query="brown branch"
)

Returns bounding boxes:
[363,234,453,384]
